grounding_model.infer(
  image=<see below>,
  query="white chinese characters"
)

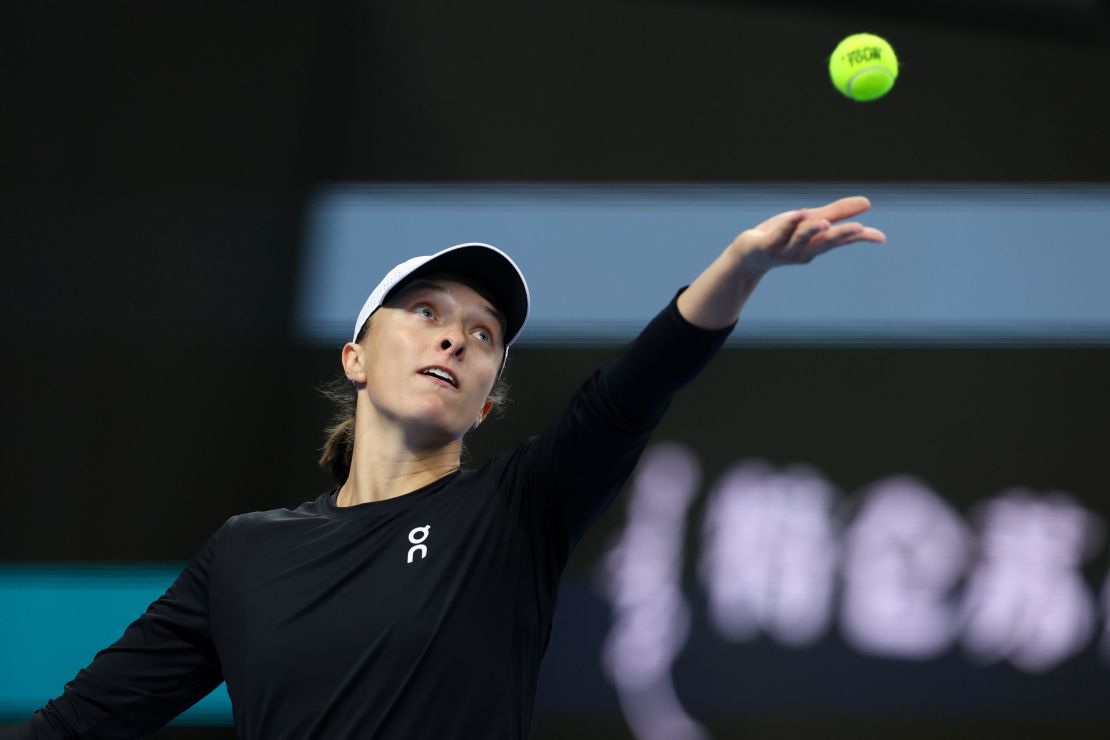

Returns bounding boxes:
[599,443,708,740]
[841,476,970,659]
[960,489,1103,672]
[699,460,838,648]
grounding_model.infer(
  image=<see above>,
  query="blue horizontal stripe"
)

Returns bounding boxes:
[295,183,1110,343]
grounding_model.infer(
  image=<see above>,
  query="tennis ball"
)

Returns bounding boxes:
[829,33,898,102]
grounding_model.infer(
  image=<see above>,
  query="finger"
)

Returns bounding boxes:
[861,226,886,243]
[754,208,808,237]
[756,196,871,233]
[830,223,885,242]
[785,217,831,253]
[807,196,872,224]
[805,223,887,260]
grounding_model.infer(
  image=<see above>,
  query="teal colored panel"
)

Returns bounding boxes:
[0,565,232,725]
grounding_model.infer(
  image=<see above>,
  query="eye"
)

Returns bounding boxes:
[474,328,492,344]
[414,304,435,319]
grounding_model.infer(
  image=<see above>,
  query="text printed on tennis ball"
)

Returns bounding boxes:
[842,46,884,65]
[829,33,899,102]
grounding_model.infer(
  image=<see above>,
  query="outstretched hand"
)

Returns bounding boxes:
[727,196,887,275]
[676,195,889,330]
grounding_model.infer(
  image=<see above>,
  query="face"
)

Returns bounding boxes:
[344,276,505,447]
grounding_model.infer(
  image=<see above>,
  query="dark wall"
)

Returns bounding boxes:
[2,3,340,557]
[337,1,1110,181]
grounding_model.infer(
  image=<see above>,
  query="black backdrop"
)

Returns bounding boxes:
[3,1,1110,737]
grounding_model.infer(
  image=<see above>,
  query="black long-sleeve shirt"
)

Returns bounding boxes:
[9,292,732,739]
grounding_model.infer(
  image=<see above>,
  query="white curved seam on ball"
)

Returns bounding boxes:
[846,66,894,97]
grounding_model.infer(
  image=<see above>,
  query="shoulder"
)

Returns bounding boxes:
[219,491,335,536]
[455,440,549,504]
[464,444,532,482]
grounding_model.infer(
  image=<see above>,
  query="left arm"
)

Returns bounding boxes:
[677,195,887,329]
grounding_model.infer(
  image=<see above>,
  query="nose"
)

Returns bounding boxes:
[437,323,466,357]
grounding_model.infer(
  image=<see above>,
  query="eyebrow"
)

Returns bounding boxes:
[400,280,507,338]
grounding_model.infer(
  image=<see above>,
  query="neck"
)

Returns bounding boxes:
[336,407,462,507]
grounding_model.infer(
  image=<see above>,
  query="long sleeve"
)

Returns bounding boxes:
[509,288,734,558]
[598,287,737,423]
[11,521,229,739]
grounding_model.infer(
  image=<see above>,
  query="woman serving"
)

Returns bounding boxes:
[10,197,885,740]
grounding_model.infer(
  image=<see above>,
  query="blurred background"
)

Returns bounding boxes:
[3,1,1110,738]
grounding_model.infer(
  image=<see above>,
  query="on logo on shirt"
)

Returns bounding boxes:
[407,525,430,564]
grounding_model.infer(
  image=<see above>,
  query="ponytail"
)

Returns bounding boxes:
[318,377,357,484]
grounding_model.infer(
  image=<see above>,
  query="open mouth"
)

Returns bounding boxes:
[419,366,458,388]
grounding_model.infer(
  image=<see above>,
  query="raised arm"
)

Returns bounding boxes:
[677,196,886,329]
[508,196,887,557]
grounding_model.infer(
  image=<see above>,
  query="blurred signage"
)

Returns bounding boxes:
[599,442,1108,739]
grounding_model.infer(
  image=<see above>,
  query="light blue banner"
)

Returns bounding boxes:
[0,566,232,725]
[295,184,1110,344]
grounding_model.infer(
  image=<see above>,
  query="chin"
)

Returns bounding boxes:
[376,396,474,446]
[403,412,470,447]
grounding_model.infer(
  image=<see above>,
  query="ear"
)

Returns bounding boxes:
[341,342,367,385]
[473,398,495,430]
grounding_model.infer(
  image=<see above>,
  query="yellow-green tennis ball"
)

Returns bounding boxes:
[829,33,899,102]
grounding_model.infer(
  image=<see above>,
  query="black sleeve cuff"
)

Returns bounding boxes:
[662,285,738,343]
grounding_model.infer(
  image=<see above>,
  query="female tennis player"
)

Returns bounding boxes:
[8,197,885,739]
